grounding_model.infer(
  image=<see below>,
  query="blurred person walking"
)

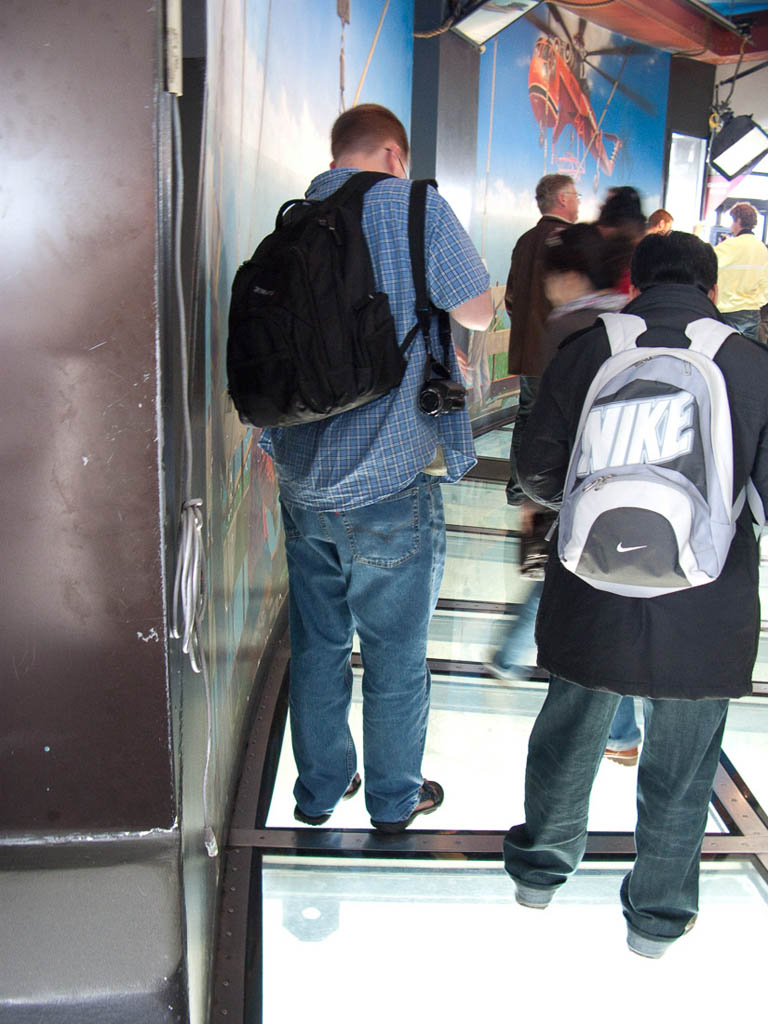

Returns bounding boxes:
[596,185,647,293]
[490,223,641,763]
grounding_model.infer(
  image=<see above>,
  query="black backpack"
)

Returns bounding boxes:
[227,171,431,428]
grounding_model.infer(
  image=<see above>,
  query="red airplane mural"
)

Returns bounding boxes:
[527,7,655,188]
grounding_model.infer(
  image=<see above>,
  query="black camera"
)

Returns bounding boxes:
[413,308,465,416]
[418,375,466,416]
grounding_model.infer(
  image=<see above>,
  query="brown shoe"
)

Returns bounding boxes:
[370,779,444,834]
[604,746,639,766]
[342,773,362,799]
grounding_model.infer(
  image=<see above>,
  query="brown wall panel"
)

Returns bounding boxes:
[1,0,174,833]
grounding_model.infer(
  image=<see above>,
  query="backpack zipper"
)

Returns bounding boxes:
[585,474,613,491]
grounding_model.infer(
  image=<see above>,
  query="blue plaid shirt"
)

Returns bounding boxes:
[259,168,490,510]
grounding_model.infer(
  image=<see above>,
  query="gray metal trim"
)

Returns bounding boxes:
[228,827,768,857]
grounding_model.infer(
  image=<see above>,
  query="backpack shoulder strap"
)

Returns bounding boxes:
[276,171,393,230]
[328,170,395,206]
[684,317,736,359]
[405,179,443,359]
[597,312,647,354]
[408,179,432,337]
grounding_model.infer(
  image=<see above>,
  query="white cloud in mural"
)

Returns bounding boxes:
[479,177,539,223]
[260,90,331,182]
[481,175,601,223]
[212,34,331,201]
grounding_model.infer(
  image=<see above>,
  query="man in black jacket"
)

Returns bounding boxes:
[504,231,768,957]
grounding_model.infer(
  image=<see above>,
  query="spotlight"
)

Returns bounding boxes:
[710,113,768,180]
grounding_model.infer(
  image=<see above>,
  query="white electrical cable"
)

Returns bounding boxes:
[169,94,218,859]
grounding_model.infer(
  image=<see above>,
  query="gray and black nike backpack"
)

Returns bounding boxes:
[558,312,760,598]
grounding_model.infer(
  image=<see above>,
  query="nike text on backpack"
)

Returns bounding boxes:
[557,312,760,598]
[226,172,434,428]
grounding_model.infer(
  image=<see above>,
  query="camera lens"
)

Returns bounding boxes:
[418,386,442,415]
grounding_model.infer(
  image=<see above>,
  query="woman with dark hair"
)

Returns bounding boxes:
[597,186,647,293]
[538,223,626,367]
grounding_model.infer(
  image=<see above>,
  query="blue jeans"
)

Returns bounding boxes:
[721,308,760,343]
[503,676,729,951]
[281,474,446,824]
[494,581,542,672]
[608,696,641,751]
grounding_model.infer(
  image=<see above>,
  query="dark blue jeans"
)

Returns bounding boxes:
[504,676,729,948]
[506,376,540,505]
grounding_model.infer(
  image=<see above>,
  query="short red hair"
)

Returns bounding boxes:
[331,104,409,162]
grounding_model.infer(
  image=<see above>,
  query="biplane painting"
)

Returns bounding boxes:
[475,4,670,288]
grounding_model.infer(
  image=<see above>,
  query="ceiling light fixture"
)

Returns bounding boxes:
[451,1,540,47]
[709,112,768,179]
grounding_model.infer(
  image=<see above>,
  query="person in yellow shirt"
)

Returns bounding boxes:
[714,202,768,342]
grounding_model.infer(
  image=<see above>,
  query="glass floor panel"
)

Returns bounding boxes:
[473,423,513,458]
[442,477,517,530]
[262,857,768,1024]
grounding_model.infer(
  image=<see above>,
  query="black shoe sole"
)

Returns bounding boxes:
[293,806,331,826]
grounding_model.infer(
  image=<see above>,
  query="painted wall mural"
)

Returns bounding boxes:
[474,3,671,291]
[199,0,414,814]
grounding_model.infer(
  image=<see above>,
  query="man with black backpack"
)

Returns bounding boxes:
[258,104,491,832]
[502,231,768,956]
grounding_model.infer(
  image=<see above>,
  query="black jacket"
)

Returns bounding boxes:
[518,283,768,699]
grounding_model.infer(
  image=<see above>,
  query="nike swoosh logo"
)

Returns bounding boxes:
[616,542,647,553]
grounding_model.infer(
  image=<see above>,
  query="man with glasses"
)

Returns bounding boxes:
[505,174,580,504]
[260,104,491,833]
